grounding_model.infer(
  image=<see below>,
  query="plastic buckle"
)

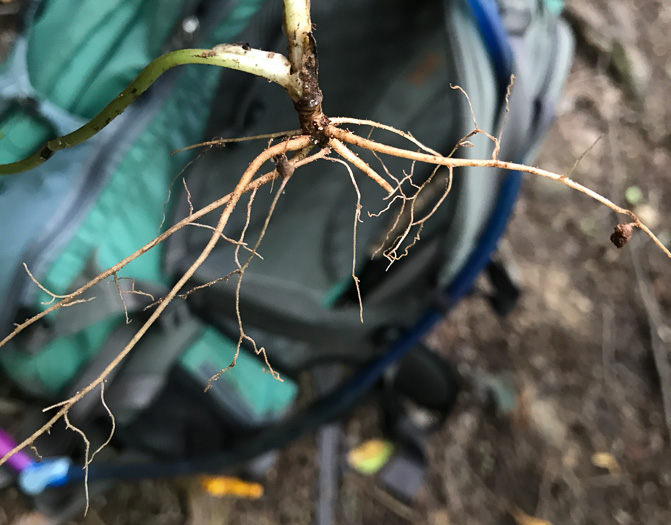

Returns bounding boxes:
[377,439,427,503]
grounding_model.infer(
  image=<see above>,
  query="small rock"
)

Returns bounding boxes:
[527,395,567,448]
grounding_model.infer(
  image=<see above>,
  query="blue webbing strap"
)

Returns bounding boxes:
[465,0,514,94]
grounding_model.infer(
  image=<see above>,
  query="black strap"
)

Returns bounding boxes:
[67,299,203,429]
[377,343,459,501]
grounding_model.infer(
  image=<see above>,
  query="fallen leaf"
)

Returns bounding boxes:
[347,439,394,475]
[591,452,622,474]
[509,505,553,525]
[429,509,451,525]
[200,475,263,499]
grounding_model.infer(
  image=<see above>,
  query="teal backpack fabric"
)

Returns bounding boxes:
[0,0,300,452]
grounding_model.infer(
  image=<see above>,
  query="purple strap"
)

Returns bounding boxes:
[0,428,33,472]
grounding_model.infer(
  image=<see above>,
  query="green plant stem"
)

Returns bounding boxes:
[0,46,296,175]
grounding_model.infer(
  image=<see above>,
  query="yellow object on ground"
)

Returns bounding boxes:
[591,452,622,474]
[347,439,394,475]
[200,475,264,499]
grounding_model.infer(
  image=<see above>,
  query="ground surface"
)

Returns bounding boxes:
[2,1,671,524]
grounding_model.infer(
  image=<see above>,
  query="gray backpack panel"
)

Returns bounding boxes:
[164,0,511,371]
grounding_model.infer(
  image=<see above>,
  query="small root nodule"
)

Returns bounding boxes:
[611,223,634,248]
[274,155,294,179]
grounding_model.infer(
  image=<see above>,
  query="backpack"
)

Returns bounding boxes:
[0,0,573,509]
